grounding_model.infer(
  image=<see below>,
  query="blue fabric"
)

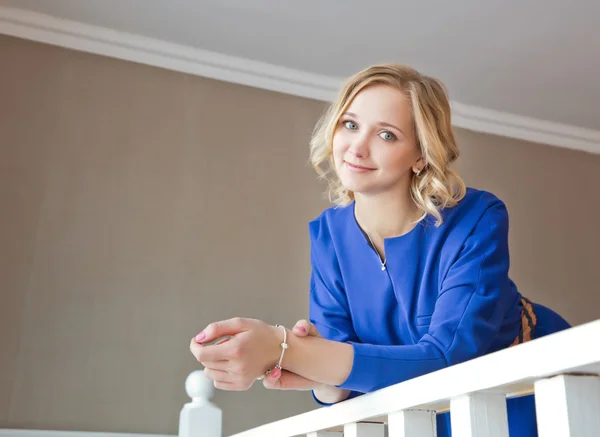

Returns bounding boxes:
[437,303,570,436]
[308,188,570,436]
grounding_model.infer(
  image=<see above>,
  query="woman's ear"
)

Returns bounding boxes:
[412,156,426,174]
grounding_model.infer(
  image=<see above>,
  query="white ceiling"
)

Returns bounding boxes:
[1,0,599,148]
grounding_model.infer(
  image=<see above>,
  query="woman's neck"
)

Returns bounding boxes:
[354,190,420,240]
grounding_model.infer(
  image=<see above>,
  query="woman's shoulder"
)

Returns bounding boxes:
[308,203,353,243]
[431,187,510,256]
[441,187,509,226]
[427,188,512,273]
[458,186,506,209]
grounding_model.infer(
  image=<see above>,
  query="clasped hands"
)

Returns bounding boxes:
[189,317,322,391]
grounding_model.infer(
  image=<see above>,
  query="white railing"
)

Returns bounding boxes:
[180,319,600,437]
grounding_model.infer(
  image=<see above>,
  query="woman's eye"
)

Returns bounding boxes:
[380,131,396,141]
[344,120,358,130]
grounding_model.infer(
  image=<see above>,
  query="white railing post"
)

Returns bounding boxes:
[179,370,222,437]
[450,392,508,437]
[343,422,385,437]
[388,410,436,437]
[534,374,600,437]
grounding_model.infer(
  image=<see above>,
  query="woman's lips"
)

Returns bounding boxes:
[344,161,376,173]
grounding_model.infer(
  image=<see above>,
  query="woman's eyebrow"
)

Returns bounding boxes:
[342,112,405,136]
[379,121,404,135]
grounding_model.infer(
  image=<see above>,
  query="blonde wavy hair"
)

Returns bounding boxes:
[309,64,466,226]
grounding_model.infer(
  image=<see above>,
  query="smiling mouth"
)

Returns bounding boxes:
[344,161,376,171]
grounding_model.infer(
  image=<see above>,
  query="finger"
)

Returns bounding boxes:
[196,341,236,363]
[191,339,237,365]
[292,320,309,336]
[203,367,234,384]
[214,381,249,391]
[262,368,282,390]
[195,318,250,343]
[201,360,230,371]
[293,319,321,337]
[263,370,319,391]
[214,337,232,345]
[190,338,204,362]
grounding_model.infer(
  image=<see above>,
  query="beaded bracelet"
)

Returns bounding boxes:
[256,324,288,380]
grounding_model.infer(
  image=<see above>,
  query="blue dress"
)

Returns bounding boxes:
[308,188,570,436]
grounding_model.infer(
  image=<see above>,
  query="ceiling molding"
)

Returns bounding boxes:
[2,6,599,155]
[451,102,600,155]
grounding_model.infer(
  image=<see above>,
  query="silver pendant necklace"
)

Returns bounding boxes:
[366,233,387,271]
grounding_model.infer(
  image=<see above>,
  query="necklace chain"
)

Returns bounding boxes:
[366,233,387,271]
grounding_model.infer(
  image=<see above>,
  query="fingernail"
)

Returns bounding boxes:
[297,327,306,334]
[270,368,280,378]
[195,331,206,342]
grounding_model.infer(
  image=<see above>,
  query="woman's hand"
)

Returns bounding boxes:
[262,319,352,403]
[190,317,353,403]
[189,317,283,391]
[262,319,324,391]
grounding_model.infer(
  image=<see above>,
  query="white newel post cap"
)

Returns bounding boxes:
[179,370,222,437]
[185,369,215,403]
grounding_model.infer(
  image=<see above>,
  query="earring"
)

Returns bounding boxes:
[414,169,421,176]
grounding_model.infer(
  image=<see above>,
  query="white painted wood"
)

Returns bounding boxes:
[306,432,342,437]
[343,423,385,437]
[450,393,508,437]
[178,371,221,437]
[534,374,600,437]
[229,320,600,437]
[0,431,173,437]
[450,101,600,155]
[388,410,436,437]
[1,6,600,155]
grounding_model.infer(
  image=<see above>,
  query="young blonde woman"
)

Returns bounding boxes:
[190,64,570,436]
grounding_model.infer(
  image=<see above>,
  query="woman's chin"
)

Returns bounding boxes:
[340,181,374,196]
[341,181,402,199]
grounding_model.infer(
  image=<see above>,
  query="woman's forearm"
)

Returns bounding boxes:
[282,328,354,386]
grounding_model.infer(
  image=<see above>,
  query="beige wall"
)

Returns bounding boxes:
[1,35,598,436]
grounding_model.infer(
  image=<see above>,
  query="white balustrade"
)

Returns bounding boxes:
[534,374,600,437]
[388,410,436,437]
[450,392,509,437]
[342,423,385,437]
[180,320,600,437]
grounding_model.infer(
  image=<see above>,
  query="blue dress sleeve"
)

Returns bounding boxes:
[308,266,363,405]
[310,201,518,394]
[307,218,364,404]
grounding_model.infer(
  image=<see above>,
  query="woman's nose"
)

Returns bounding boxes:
[348,134,369,158]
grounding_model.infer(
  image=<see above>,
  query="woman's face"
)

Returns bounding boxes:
[332,84,423,198]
